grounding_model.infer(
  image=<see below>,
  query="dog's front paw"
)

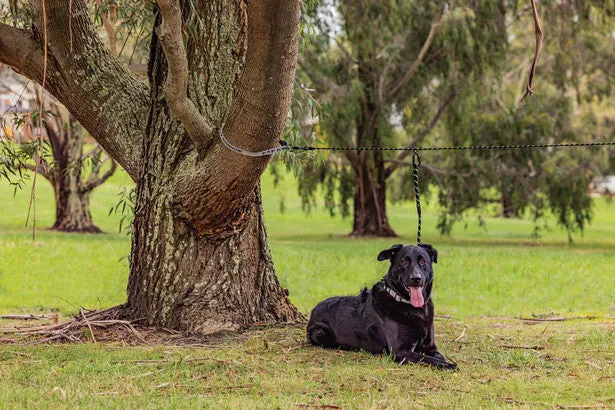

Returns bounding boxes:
[438,360,458,370]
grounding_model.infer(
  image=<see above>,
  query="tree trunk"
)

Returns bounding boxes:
[51,188,101,233]
[46,113,104,233]
[500,188,519,218]
[125,183,298,333]
[349,62,396,237]
[122,107,301,332]
[350,152,396,237]
[119,1,302,332]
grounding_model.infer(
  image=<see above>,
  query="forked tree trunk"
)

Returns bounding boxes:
[119,1,302,332]
[48,118,101,233]
[1,0,302,333]
[38,108,114,234]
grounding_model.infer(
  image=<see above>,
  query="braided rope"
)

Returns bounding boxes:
[412,149,422,245]
[218,127,615,156]
[218,133,613,244]
[290,141,615,152]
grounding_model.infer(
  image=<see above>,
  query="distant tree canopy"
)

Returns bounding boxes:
[294,0,615,240]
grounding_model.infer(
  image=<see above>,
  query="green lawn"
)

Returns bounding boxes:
[1,167,614,408]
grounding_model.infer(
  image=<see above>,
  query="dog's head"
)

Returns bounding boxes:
[377,243,438,308]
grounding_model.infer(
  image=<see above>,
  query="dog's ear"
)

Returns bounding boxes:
[418,243,438,264]
[377,244,403,261]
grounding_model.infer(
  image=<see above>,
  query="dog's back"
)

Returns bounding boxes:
[307,290,386,353]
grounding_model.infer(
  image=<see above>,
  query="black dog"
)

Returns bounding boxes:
[307,243,456,369]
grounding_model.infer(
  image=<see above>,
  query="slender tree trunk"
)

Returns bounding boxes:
[349,64,396,237]
[500,187,519,218]
[350,151,396,237]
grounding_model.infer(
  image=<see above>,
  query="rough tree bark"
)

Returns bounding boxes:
[0,0,302,332]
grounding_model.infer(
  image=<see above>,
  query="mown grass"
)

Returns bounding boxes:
[0,318,614,408]
[1,166,615,408]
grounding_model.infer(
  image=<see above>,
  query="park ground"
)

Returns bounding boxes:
[0,166,614,408]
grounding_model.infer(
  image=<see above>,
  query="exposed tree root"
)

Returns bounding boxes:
[0,306,307,346]
[0,305,149,345]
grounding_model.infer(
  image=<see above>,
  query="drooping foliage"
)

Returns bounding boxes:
[295,0,615,240]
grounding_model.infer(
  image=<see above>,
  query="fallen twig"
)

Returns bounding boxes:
[454,327,467,342]
[0,314,54,321]
[80,308,97,344]
[500,344,544,350]
[519,316,597,322]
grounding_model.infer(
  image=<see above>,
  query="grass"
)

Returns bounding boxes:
[1,166,615,408]
[0,318,614,408]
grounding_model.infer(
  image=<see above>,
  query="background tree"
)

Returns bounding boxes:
[1,90,117,233]
[418,0,615,239]
[0,0,303,332]
[298,0,508,236]
[296,0,614,239]
[0,1,135,234]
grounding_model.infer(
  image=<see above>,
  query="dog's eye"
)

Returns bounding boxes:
[419,259,426,266]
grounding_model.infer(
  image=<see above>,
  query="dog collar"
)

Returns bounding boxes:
[382,285,413,305]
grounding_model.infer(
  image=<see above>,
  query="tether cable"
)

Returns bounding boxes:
[289,141,615,152]
[218,129,615,156]
[219,130,613,243]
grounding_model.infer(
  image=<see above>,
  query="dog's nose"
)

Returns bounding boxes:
[409,276,421,285]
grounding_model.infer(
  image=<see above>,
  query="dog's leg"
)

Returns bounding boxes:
[415,324,452,364]
[307,322,337,348]
[394,350,457,370]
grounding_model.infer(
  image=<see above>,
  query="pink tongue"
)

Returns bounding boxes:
[409,287,424,308]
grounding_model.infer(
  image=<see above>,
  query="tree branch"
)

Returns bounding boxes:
[173,0,302,235]
[0,0,149,180]
[82,155,117,192]
[297,55,348,99]
[385,92,455,178]
[385,8,446,103]
[155,0,213,149]
[0,24,46,81]
[519,0,543,103]
[24,159,54,181]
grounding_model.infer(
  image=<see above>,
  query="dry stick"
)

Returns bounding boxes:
[80,308,97,343]
[500,344,544,350]
[520,0,543,103]
[454,327,466,342]
[0,314,51,320]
